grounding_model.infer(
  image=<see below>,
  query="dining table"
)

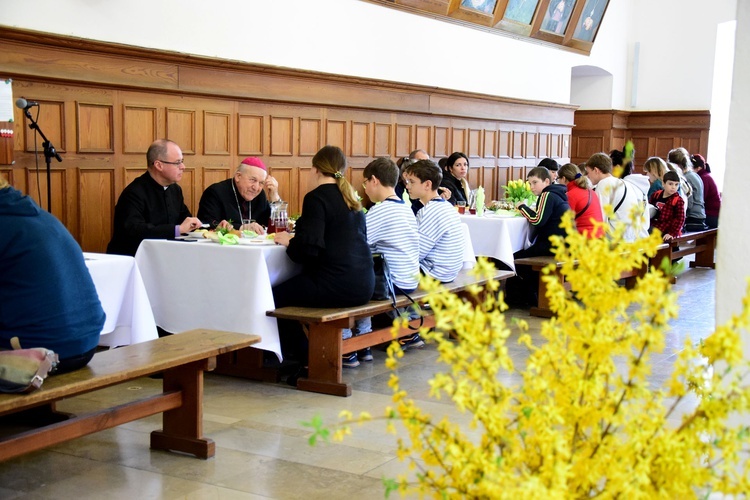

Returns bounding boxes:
[83,252,158,346]
[458,212,530,271]
[134,238,301,361]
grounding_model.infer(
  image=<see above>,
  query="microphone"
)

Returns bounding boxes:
[15,98,39,110]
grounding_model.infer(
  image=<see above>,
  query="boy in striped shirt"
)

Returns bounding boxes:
[402,160,464,284]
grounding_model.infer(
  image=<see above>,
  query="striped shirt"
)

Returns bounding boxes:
[416,198,464,283]
[366,198,420,292]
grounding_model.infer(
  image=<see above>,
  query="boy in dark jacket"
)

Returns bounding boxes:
[506,166,570,307]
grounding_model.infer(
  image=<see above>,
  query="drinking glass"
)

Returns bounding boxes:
[457,201,466,214]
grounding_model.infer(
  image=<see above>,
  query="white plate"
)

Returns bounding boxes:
[237,236,276,245]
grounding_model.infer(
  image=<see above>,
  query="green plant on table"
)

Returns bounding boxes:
[502,179,534,204]
[305,213,750,499]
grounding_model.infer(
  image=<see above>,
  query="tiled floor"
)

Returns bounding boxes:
[0,259,717,499]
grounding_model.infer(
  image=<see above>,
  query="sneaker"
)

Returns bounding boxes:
[342,352,360,368]
[399,333,425,351]
[358,347,373,362]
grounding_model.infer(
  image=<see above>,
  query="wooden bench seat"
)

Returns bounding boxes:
[651,228,717,282]
[0,329,260,462]
[514,255,649,318]
[267,268,514,397]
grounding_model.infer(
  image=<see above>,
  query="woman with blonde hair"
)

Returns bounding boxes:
[272,145,375,385]
[643,156,668,198]
[558,163,604,238]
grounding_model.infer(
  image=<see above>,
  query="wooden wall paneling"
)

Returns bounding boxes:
[269,166,295,213]
[0,168,13,186]
[525,131,538,160]
[630,136,650,166]
[655,137,676,159]
[498,130,511,159]
[467,128,482,158]
[325,119,347,151]
[561,133,571,159]
[23,100,66,153]
[166,108,196,154]
[298,118,322,157]
[395,124,413,158]
[77,168,114,253]
[202,167,231,191]
[433,126,450,158]
[500,167,513,197]
[26,167,66,224]
[483,129,497,159]
[238,114,264,156]
[203,111,231,155]
[415,125,431,156]
[512,131,524,158]
[538,133,549,159]
[479,167,497,200]
[76,103,114,153]
[452,127,466,154]
[124,167,147,189]
[372,123,392,157]
[270,116,294,156]
[350,121,370,157]
[123,105,157,154]
[180,168,197,215]
[550,133,560,159]
[510,165,524,182]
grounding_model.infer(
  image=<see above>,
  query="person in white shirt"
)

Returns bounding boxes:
[585,152,649,242]
[402,160,464,283]
[342,157,423,367]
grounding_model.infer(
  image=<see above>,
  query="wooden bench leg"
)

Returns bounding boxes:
[150,359,215,459]
[529,266,556,318]
[690,234,717,269]
[214,346,281,382]
[298,322,351,397]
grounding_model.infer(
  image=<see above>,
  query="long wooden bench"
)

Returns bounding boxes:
[514,255,650,318]
[651,228,717,282]
[0,329,260,462]
[267,268,514,397]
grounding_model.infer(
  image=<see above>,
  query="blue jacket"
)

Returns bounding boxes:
[0,186,104,359]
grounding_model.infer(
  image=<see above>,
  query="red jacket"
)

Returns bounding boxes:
[566,183,604,238]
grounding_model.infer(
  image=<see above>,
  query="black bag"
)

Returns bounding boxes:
[372,253,397,307]
[684,218,708,232]
[371,253,423,330]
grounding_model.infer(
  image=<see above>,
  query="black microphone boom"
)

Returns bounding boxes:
[15,98,39,110]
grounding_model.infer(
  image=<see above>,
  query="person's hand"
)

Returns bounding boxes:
[179,217,203,234]
[273,231,293,247]
[663,234,673,242]
[216,220,234,230]
[265,175,280,202]
[439,187,452,201]
[241,221,266,235]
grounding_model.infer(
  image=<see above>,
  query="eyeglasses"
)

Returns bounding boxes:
[362,178,371,188]
[158,158,184,165]
[239,174,262,186]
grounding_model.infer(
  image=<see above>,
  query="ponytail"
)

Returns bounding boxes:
[312,145,361,211]
[559,163,589,189]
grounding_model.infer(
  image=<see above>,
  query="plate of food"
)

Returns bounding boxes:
[236,233,275,245]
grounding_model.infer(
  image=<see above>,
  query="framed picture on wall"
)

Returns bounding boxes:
[540,0,577,35]
[572,0,608,42]
[502,0,541,25]
[460,0,498,15]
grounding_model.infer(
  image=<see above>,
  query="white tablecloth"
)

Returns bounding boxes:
[458,214,530,271]
[134,239,301,361]
[83,252,158,346]
[461,223,477,270]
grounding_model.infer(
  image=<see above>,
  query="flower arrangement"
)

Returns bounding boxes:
[306,213,750,498]
[502,179,534,204]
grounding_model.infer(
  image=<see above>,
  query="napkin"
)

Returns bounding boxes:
[475,186,485,217]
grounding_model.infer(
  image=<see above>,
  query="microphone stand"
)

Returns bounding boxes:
[24,108,62,212]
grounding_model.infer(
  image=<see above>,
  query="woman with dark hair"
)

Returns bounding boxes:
[669,147,707,231]
[691,153,720,228]
[272,145,375,384]
[610,148,633,178]
[440,152,471,206]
